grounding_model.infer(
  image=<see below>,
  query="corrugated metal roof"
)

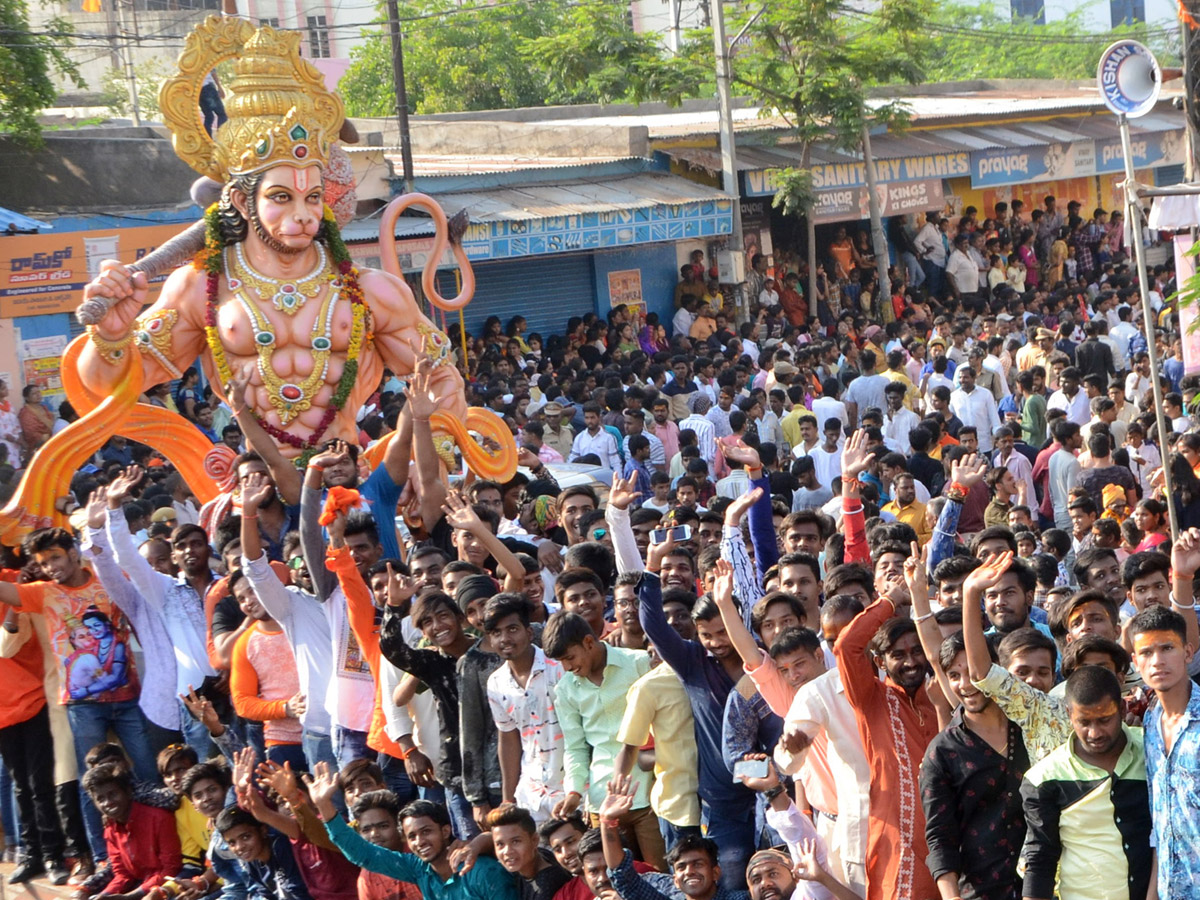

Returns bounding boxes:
[340,215,437,244]
[340,150,639,176]
[663,111,1185,171]
[428,172,731,221]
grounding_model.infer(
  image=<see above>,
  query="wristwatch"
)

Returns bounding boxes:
[763,784,786,803]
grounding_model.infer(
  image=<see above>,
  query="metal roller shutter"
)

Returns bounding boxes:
[436,254,597,342]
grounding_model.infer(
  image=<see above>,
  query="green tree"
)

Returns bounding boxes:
[0,0,82,144]
[921,2,1175,81]
[340,0,708,117]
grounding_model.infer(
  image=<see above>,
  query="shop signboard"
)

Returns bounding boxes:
[970,141,1098,188]
[0,223,187,319]
[812,178,945,224]
[1094,129,1185,173]
[607,268,645,318]
[743,152,970,197]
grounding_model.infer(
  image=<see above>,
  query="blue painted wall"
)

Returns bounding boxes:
[591,243,680,332]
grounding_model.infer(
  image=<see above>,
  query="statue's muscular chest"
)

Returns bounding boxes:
[215,281,354,376]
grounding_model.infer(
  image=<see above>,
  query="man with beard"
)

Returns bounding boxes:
[104,466,220,758]
[833,589,938,900]
[639,533,756,889]
[486,804,572,900]
[485,594,566,823]
[1019,666,1151,900]
[919,631,1029,900]
[344,790,422,900]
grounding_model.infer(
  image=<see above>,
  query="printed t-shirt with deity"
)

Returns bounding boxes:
[16,573,140,704]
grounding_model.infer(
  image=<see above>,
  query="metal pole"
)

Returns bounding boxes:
[860,122,891,310]
[712,0,746,319]
[115,0,141,127]
[385,0,415,193]
[1121,113,1179,541]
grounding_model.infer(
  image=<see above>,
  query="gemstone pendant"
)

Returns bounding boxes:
[312,336,331,351]
[280,384,303,403]
[255,331,274,347]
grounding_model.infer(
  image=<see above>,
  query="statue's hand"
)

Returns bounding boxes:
[78,260,148,335]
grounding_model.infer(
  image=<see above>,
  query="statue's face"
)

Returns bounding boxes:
[234,163,324,253]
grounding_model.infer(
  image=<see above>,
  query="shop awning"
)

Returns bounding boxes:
[0,207,53,233]
[347,172,734,264]
[663,110,1187,196]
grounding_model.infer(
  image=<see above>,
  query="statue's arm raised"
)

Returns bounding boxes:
[77,262,209,395]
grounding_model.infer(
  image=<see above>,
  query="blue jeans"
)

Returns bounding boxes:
[303,732,338,774]
[0,763,18,852]
[444,786,479,841]
[378,752,418,806]
[702,804,756,891]
[332,726,370,769]
[265,743,308,773]
[658,819,701,853]
[67,699,157,860]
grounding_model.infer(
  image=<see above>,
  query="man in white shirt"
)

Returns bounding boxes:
[882,383,920,456]
[679,393,718,474]
[1125,353,1152,408]
[945,234,981,310]
[672,297,696,339]
[1110,305,1139,370]
[992,426,1035,508]
[569,403,621,471]
[949,366,1001,452]
[811,378,849,435]
[1047,366,1090,426]
[1048,420,1083,530]
[914,212,947,296]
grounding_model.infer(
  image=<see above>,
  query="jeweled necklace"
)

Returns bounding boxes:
[227,247,340,426]
[199,203,370,465]
[229,240,333,315]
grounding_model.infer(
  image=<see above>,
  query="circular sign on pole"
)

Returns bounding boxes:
[1097,40,1162,118]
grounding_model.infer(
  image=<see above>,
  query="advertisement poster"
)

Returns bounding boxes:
[607,269,645,317]
[813,178,946,224]
[20,335,68,406]
[0,222,188,319]
[1177,234,1200,377]
[740,199,773,262]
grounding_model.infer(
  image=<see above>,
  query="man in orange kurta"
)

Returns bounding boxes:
[834,595,939,900]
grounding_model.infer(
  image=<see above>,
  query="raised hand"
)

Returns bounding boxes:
[723,442,761,470]
[309,439,351,471]
[902,541,929,606]
[107,465,144,506]
[302,761,340,816]
[1172,527,1200,580]
[950,452,988,490]
[645,526,677,573]
[517,447,542,470]
[840,429,872,479]
[258,760,302,806]
[724,486,763,528]
[385,562,415,609]
[240,471,275,513]
[86,487,108,530]
[596,774,637,821]
[231,746,258,793]
[180,685,222,735]
[793,839,827,883]
[404,354,438,420]
[963,549,1014,594]
[225,364,254,417]
[608,472,643,511]
[442,491,484,533]
[711,558,736,608]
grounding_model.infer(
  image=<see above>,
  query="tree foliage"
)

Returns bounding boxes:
[919,2,1177,82]
[0,0,83,144]
[340,0,709,117]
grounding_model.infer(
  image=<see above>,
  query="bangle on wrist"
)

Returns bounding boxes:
[915,612,936,624]
[242,512,257,519]
[1171,599,1195,610]
[309,464,325,472]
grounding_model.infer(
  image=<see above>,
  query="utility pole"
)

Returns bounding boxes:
[861,122,891,307]
[385,0,415,193]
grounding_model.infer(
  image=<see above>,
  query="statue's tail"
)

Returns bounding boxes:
[378,193,474,311]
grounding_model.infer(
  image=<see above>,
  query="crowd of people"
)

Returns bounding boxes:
[0,193,1197,900]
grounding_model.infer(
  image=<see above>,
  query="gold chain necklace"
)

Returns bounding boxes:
[228,241,333,315]
[228,248,340,425]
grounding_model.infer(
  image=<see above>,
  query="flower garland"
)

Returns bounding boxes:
[196,204,369,464]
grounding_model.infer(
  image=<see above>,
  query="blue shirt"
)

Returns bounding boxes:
[356,463,404,559]
[608,850,749,900]
[325,816,518,900]
[1144,680,1200,900]
[637,573,756,822]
